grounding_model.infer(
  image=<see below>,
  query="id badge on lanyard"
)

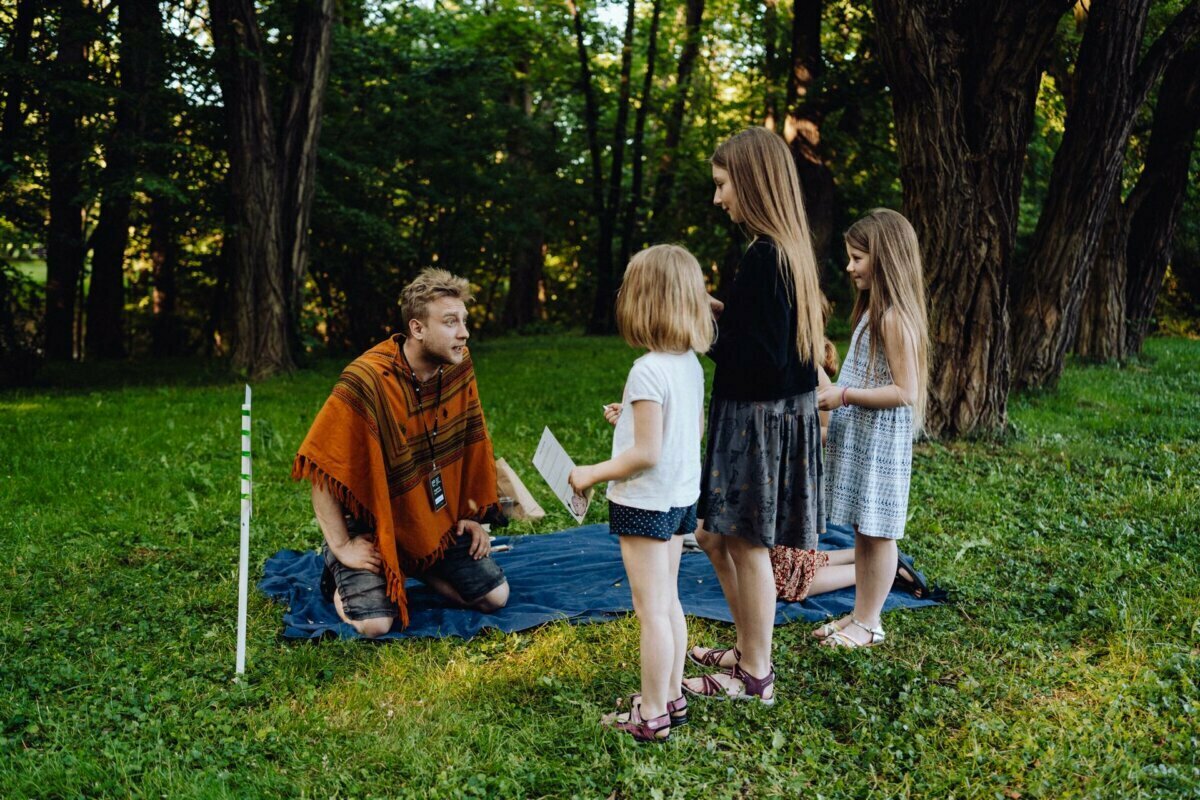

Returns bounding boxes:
[428,468,447,512]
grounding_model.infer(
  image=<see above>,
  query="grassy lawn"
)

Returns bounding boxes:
[1,335,1197,798]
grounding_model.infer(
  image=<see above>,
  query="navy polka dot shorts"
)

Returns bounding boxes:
[609,501,699,541]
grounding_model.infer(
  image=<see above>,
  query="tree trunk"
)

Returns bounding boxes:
[502,68,546,330]
[588,0,637,334]
[1074,195,1128,361]
[149,191,180,356]
[44,0,93,360]
[1010,0,1200,391]
[648,0,704,241]
[277,0,335,351]
[86,0,160,359]
[873,0,1069,438]
[0,0,39,185]
[1124,44,1200,355]
[784,0,834,267]
[618,0,662,272]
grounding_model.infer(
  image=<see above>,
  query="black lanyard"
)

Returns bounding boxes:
[397,343,444,470]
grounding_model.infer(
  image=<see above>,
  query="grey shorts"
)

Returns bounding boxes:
[322,524,507,621]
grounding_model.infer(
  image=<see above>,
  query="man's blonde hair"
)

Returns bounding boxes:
[615,245,716,353]
[711,127,825,366]
[401,268,473,327]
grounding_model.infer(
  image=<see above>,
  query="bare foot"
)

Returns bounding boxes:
[811,614,851,639]
[688,644,739,669]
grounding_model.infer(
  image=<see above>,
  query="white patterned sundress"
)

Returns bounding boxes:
[825,315,913,539]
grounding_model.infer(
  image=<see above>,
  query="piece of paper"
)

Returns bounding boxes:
[532,427,592,523]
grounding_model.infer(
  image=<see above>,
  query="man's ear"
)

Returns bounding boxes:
[408,317,425,341]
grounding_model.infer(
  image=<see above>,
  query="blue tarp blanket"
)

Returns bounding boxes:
[259,522,939,640]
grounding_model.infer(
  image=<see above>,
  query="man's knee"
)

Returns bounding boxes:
[353,616,395,639]
[472,581,509,613]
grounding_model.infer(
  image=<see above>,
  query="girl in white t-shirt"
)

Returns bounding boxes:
[569,244,715,743]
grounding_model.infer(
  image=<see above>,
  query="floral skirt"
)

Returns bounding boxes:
[698,392,824,549]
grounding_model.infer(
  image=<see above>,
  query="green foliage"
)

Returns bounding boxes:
[1,335,1198,797]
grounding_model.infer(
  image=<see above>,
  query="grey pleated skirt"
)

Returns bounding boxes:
[698,392,824,549]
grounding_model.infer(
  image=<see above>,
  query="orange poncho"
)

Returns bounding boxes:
[292,336,499,627]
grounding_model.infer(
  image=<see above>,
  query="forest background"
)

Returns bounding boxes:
[1,0,1199,437]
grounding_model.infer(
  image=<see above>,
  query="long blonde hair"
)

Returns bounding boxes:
[845,208,930,430]
[711,127,824,365]
[616,244,716,353]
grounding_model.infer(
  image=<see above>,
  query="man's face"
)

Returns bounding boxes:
[412,295,470,366]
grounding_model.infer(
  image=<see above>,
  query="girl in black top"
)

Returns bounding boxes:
[683,127,830,705]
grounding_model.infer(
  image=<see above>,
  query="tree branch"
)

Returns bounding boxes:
[1133,0,1200,104]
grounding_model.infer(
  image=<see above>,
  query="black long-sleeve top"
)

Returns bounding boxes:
[709,238,818,401]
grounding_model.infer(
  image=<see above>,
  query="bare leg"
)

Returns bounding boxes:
[666,535,687,700]
[684,537,776,700]
[420,574,509,613]
[333,589,394,638]
[821,532,896,647]
[692,527,743,668]
[621,535,676,720]
[807,563,857,596]
[823,548,855,567]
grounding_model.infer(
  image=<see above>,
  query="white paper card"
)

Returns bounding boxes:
[532,427,591,523]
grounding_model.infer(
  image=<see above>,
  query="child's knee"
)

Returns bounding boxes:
[353,616,395,639]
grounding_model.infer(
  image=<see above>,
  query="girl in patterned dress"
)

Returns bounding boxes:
[683,127,829,704]
[569,245,714,742]
[815,208,930,648]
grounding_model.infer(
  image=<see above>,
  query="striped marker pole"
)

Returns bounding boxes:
[236,384,251,675]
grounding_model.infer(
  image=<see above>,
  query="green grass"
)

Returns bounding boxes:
[1,335,1198,799]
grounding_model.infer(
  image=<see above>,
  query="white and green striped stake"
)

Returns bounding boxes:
[237,384,252,675]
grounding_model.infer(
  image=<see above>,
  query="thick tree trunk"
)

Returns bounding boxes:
[648,0,704,241]
[1124,44,1200,355]
[277,0,335,350]
[148,191,180,356]
[873,0,1068,438]
[44,1,93,360]
[784,0,834,267]
[86,0,160,359]
[588,0,637,334]
[567,0,606,321]
[0,0,38,185]
[618,0,662,272]
[1075,196,1128,361]
[1010,0,1200,390]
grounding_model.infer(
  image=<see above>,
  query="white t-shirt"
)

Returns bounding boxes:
[605,350,705,511]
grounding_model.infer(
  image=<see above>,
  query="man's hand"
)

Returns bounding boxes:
[602,403,622,426]
[457,518,490,560]
[569,465,595,495]
[817,384,843,411]
[333,535,383,574]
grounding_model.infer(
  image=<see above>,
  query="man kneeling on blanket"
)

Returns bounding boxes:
[292,268,509,637]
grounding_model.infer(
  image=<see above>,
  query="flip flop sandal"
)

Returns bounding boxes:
[687,645,741,668]
[603,696,671,743]
[893,552,929,599]
[684,664,776,705]
[812,619,848,639]
[822,617,886,648]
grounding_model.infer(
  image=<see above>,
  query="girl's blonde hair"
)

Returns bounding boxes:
[616,244,716,353]
[711,127,825,366]
[844,208,930,430]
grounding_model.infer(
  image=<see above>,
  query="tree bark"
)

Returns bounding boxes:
[502,63,546,330]
[44,0,93,360]
[1124,43,1200,355]
[588,0,637,334]
[211,0,290,377]
[1074,195,1128,361]
[618,0,662,272]
[873,0,1069,438]
[277,0,335,350]
[648,0,704,241]
[0,0,39,186]
[86,0,161,359]
[1010,0,1200,390]
[784,0,834,267]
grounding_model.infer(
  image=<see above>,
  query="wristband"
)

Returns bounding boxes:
[841,387,850,408]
